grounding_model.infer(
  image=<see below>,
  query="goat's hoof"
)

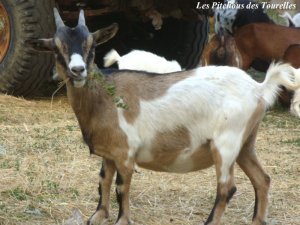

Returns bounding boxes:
[251,220,267,225]
[87,210,108,225]
[115,217,133,225]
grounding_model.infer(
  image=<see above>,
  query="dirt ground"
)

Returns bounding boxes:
[0,94,299,225]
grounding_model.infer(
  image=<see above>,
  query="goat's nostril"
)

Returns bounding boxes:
[71,66,85,74]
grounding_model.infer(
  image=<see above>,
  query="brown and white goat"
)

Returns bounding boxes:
[29,9,300,225]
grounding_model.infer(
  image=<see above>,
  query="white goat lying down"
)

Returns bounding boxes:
[29,9,300,225]
[104,49,182,73]
[280,11,300,27]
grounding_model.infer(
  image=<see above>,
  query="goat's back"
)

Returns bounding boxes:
[235,23,300,59]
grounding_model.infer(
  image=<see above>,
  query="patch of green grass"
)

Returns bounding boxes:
[69,188,80,199]
[0,160,13,169]
[262,106,300,129]
[24,204,44,217]
[0,203,6,211]
[0,115,8,123]
[282,138,300,147]
[247,68,265,82]
[42,180,60,194]
[0,159,20,171]
[6,187,32,201]
[66,125,77,131]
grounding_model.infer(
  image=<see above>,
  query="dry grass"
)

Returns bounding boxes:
[0,94,299,225]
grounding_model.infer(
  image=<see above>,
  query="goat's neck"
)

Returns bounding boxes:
[65,74,115,123]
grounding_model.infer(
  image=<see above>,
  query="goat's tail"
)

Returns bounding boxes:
[103,49,121,67]
[261,62,300,107]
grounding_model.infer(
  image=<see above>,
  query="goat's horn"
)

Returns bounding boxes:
[53,8,65,28]
[78,10,86,26]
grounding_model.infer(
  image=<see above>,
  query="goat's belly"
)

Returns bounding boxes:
[135,143,214,173]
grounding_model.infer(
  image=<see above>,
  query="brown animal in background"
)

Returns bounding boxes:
[201,31,242,67]
[283,44,300,68]
[233,23,300,106]
[287,45,300,115]
[202,24,300,106]
[234,23,300,71]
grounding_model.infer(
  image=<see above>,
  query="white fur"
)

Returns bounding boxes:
[260,63,296,105]
[215,8,238,34]
[103,49,121,67]
[103,49,182,73]
[291,68,300,117]
[214,0,239,34]
[292,13,300,27]
[117,64,299,176]
[73,79,86,88]
[281,12,300,27]
[69,53,87,77]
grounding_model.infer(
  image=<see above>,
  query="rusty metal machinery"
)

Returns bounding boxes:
[0,2,10,63]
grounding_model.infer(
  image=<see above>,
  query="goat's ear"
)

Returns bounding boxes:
[26,38,54,52]
[92,23,119,46]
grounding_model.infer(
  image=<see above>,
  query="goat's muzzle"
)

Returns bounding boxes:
[67,67,87,88]
[68,54,88,88]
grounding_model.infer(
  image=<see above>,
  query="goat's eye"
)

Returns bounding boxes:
[82,44,87,52]
[62,43,68,53]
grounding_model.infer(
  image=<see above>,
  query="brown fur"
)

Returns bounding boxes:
[112,70,194,123]
[58,52,270,225]
[237,126,271,225]
[136,126,191,171]
[201,33,242,68]
[237,100,270,224]
[82,35,94,62]
[136,127,213,172]
[242,99,266,145]
[37,11,276,224]
[234,23,300,70]
[283,44,300,68]
[89,159,116,223]
[232,23,300,106]
[67,83,129,160]
[190,142,213,171]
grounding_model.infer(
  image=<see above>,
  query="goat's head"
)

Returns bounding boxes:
[28,8,118,88]
[202,29,242,68]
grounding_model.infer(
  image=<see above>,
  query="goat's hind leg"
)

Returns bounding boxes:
[88,159,116,225]
[237,133,270,225]
[204,140,238,225]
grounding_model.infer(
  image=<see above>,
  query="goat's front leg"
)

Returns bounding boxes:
[114,161,134,225]
[88,159,116,225]
[205,140,238,225]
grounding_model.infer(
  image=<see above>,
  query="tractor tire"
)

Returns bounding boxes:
[137,16,210,69]
[142,16,210,69]
[0,0,55,96]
